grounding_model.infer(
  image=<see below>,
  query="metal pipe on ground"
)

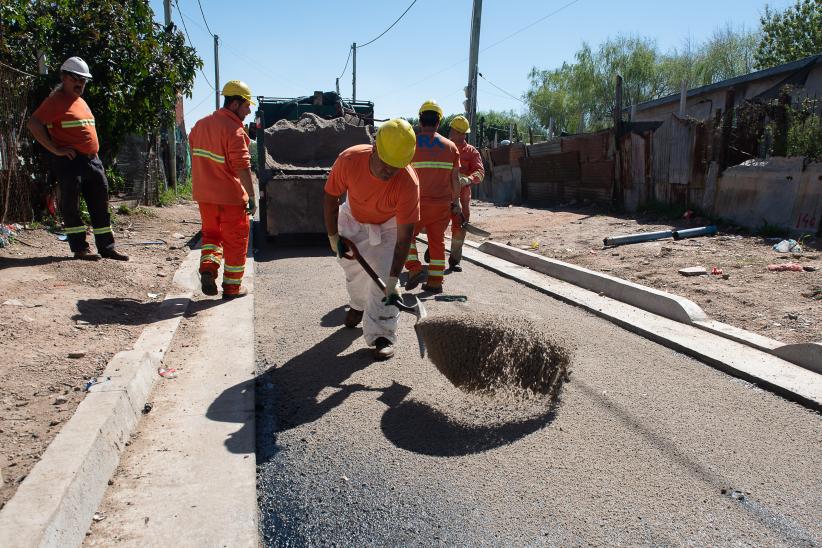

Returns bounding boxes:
[603,225,717,247]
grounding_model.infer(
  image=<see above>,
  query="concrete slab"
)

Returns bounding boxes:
[451,240,822,410]
[84,247,257,547]
[0,250,200,548]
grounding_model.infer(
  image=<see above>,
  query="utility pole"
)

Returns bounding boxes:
[466,0,483,146]
[335,78,340,96]
[163,0,177,192]
[352,43,357,103]
[214,35,220,110]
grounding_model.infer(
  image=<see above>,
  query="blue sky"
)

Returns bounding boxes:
[148,0,794,129]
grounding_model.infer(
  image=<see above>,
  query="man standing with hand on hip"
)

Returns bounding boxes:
[27,56,128,261]
[189,80,257,299]
[323,118,419,360]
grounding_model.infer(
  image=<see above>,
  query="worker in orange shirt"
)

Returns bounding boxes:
[447,115,485,271]
[404,100,460,293]
[324,119,419,360]
[27,56,128,261]
[189,81,257,299]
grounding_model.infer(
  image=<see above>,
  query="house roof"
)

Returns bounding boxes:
[633,54,822,112]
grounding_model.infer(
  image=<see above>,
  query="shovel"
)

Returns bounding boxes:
[458,213,491,238]
[340,238,428,357]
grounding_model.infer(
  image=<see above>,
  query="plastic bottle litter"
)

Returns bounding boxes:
[158,367,178,379]
[772,239,802,253]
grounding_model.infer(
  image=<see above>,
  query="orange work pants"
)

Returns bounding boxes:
[450,185,472,238]
[198,202,249,295]
[405,201,451,288]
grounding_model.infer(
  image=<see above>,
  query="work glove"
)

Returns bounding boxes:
[246,197,257,217]
[459,175,472,187]
[451,202,463,216]
[382,276,402,306]
[328,233,349,259]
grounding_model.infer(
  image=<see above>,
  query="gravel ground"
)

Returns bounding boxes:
[254,242,822,546]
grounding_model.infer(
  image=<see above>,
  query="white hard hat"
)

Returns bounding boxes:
[60,57,92,79]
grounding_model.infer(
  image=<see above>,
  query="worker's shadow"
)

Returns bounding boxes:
[377,382,558,457]
[72,296,223,326]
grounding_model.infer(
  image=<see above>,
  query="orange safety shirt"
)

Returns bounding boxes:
[189,108,251,206]
[411,130,459,203]
[458,142,485,199]
[325,144,420,225]
[32,92,99,156]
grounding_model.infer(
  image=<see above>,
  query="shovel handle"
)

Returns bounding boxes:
[340,237,418,314]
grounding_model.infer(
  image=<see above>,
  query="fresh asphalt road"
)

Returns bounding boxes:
[253,242,822,547]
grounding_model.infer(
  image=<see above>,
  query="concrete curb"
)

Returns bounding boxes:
[471,240,822,375]
[0,249,200,548]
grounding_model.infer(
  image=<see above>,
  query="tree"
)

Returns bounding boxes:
[0,0,201,162]
[755,0,822,69]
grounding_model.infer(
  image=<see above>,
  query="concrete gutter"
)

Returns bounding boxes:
[0,249,200,548]
[475,240,822,375]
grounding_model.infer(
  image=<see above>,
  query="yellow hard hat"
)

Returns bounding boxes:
[221,80,256,106]
[418,99,443,118]
[375,118,416,168]
[450,115,470,134]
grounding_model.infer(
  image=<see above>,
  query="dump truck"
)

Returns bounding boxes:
[251,91,375,242]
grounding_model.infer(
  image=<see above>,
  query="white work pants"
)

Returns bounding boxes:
[337,203,399,345]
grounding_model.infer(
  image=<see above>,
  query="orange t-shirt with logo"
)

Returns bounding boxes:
[411,130,459,203]
[32,92,99,156]
[325,144,420,225]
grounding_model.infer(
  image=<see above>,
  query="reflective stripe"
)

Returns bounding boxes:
[201,244,222,252]
[192,148,225,164]
[200,255,221,264]
[223,264,246,273]
[63,225,86,234]
[92,226,112,235]
[60,119,95,128]
[429,260,447,266]
[427,271,444,278]
[411,161,454,169]
[406,254,418,261]
[222,278,242,285]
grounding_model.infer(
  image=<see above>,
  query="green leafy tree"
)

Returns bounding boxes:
[755,0,822,69]
[0,0,201,162]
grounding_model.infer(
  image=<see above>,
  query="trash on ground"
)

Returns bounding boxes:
[147,292,159,299]
[434,295,468,302]
[84,376,111,391]
[92,512,106,522]
[772,239,802,253]
[56,233,68,241]
[604,225,717,247]
[0,224,17,247]
[142,402,153,414]
[710,267,724,276]
[158,367,178,379]
[679,266,707,276]
[2,299,41,308]
[768,263,804,272]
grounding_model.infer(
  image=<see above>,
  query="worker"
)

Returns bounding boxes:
[189,80,257,299]
[27,56,128,261]
[447,115,485,271]
[404,100,460,293]
[323,118,419,361]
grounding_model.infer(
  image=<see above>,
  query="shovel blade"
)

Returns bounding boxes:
[462,222,491,238]
[406,295,427,357]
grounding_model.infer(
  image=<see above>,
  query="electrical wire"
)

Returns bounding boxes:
[357,0,418,48]
[480,0,581,53]
[0,60,35,78]
[195,0,214,36]
[478,72,525,104]
[174,0,215,90]
[338,45,353,80]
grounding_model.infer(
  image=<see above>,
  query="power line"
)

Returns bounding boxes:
[480,0,581,53]
[195,0,214,36]
[338,46,353,80]
[478,72,525,104]
[358,0,418,48]
[174,0,215,90]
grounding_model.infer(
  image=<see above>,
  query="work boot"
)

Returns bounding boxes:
[344,308,363,328]
[223,286,248,300]
[100,247,129,261]
[200,271,218,296]
[405,269,426,291]
[448,258,463,272]
[449,239,464,272]
[73,248,100,261]
[421,283,443,294]
[373,337,395,361]
[423,248,430,264]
